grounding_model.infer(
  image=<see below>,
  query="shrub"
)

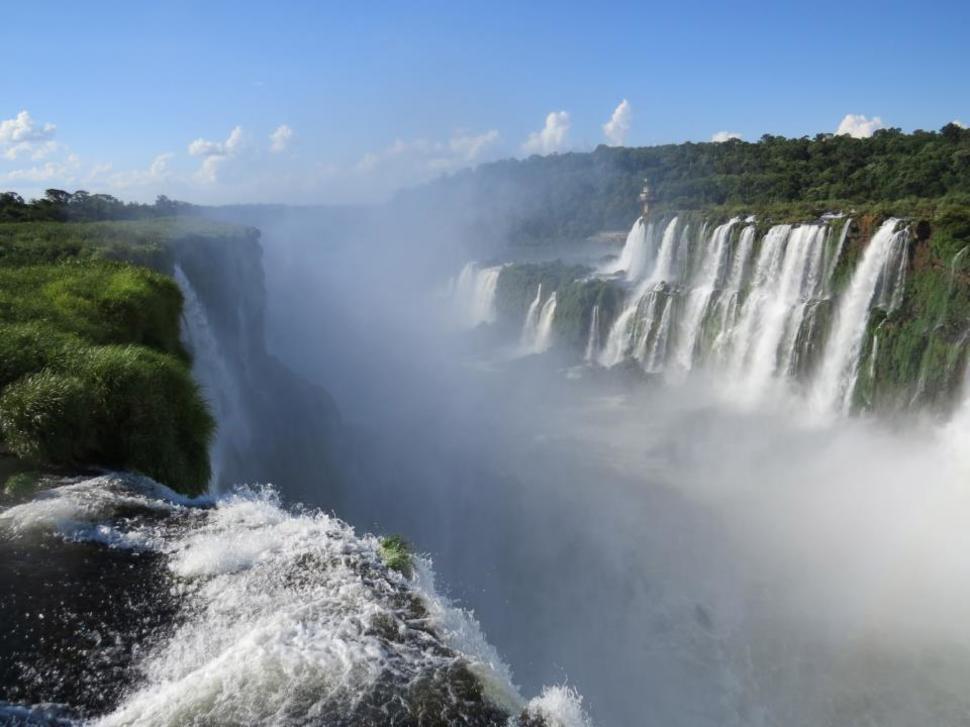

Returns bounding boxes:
[0,322,79,389]
[0,346,214,494]
[0,264,186,358]
[379,535,414,578]
[0,370,95,464]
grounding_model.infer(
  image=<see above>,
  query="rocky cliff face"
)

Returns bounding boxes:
[167,223,343,498]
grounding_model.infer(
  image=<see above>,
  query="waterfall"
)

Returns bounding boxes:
[735,225,827,398]
[603,217,656,280]
[520,284,543,348]
[710,225,756,358]
[811,219,909,415]
[725,226,791,373]
[646,217,680,286]
[468,212,952,419]
[644,296,674,371]
[532,293,558,353]
[672,219,738,370]
[598,303,639,366]
[174,265,249,491]
[454,262,503,328]
[598,217,682,367]
[584,304,601,364]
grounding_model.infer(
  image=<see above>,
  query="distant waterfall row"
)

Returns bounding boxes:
[452,261,558,353]
[450,212,969,418]
[595,215,909,413]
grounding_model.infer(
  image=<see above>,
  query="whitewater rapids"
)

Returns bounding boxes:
[0,474,592,727]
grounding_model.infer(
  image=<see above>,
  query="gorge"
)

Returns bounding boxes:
[1,126,970,726]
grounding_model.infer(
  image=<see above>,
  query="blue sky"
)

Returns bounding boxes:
[2,0,967,204]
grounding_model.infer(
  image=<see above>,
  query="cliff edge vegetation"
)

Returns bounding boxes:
[0,215,249,495]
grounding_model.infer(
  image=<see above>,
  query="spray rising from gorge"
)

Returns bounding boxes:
[2,123,970,726]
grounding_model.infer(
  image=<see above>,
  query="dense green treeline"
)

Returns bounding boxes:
[0,220,224,495]
[408,124,970,244]
[0,188,191,223]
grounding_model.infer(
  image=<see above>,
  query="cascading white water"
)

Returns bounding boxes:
[811,219,909,415]
[584,304,601,364]
[725,226,790,373]
[532,293,558,354]
[646,217,681,287]
[472,214,940,420]
[671,219,738,370]
[603,217,656,280]
[454,262,504,328]
[598,303,639,367]
[174,265,248,491]
[733,225,827,399]
[597,218,680,367]
[644,296,674,371]
[0,474,592,727]
[710,225,756,357]
[520,284,543,348]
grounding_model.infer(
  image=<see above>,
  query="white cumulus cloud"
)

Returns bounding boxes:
[603,100,632,146]
[522,111,571,155]
[836,114,885,139]
[952,120,966,129]
[188,126,244,158]
[269,124,294,153]
[712,130,743,143]
[0,110,58,159]
[188,126,245,182]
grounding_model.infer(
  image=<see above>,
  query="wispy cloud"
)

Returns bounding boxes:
[87,153,174,190]
[603,100,631,146]
[4,153,80,184]
[522,111,570,155]
[356,129,499,176]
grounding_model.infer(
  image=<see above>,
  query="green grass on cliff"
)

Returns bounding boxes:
[0,221,220,495]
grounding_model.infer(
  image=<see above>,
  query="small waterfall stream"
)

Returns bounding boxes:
[584,304,601,364]
[532,293,558,354]
[520,284,543,349]
[174,265,249,491]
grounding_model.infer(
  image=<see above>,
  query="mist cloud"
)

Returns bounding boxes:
[711,130,742,142]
